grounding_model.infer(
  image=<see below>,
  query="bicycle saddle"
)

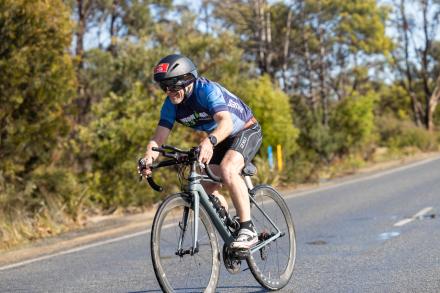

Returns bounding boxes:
[241,162,257,176]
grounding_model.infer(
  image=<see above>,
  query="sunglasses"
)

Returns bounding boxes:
[159,82,184,92]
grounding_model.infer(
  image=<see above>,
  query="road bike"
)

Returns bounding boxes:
[139,145,296,292]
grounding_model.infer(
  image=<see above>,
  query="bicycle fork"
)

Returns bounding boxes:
[176,193,200,257]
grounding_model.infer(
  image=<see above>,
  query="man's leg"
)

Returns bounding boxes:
[219,150,249,221]
[201,164,228,211]
[220,149,258,249]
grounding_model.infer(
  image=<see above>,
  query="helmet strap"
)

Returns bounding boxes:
[182,82,194,103]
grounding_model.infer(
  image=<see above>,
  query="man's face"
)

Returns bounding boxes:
[167,87,185,104]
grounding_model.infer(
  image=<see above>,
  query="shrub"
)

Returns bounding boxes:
[232,75,300,158]
[329,91,378,155]
[376,115,438,152]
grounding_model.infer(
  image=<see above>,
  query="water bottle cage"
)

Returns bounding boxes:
[208,194,226,219]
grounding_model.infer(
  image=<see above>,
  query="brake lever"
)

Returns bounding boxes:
[138,158,147,181]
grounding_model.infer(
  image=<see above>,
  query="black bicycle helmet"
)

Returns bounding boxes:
[153,54,198,87]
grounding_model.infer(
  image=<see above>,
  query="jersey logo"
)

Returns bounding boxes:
[179,112,210,127]
[227,99,244,113]
[154,63,169,74]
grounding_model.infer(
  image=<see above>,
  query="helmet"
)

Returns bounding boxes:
[153,54,198,88]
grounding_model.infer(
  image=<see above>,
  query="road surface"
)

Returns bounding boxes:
[1,156,440,292]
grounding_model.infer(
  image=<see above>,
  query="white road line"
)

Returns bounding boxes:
[0,230,149,272]
[0,221,178,272]
[413,207,433,218]
[393,207,433,227]
[393,218,414,227]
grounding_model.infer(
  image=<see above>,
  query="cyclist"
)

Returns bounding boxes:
[140,54,263,249]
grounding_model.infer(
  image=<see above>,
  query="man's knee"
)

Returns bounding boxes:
[220,162,241,186]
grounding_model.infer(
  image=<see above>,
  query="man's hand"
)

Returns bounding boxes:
[138,156,154,177]
[198,137,214,164]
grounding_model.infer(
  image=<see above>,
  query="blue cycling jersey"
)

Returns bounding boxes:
[158,77,253,136]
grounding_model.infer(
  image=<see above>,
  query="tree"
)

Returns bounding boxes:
[0,0,75,180]
[390,0,440,130]
[0,0,77,244]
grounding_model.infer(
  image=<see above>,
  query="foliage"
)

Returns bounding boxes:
[82,82,161,208]
[233,75,299,157]
[376,115,438,152]
[292,95,338,164]
[377,83,412,120]
[0,0,78,246]
[253,157,280,186]
[0,0,75,178]
[329,91,378,155]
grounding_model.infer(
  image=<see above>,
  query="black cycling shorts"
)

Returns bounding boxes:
[210,122,263,165]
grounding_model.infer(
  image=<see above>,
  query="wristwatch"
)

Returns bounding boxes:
[208,135,218,146]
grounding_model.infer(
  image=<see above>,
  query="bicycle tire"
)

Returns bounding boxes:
[151,193,220,293]
[246,185,296,290]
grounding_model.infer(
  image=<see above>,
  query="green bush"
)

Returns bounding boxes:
[233,75,300,158]
[329,91,378,155]
[377,115,438,151]
[0,0,78,248]
[284,150,321,184]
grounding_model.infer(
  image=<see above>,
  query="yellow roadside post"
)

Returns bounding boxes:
[277,144,283,172]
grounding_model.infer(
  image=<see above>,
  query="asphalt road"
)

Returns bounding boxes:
[1,157,440,292]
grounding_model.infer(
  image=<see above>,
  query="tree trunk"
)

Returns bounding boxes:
[265,7,272,76]
[420,0,433,129]
[299,0,316,110]
[428,75,440,131]
[253,0,271,75]
[108,0,119,56]
[318,26,328,126]
[75,0,86,69]
[281,6,292,91]
[400,0,423,127]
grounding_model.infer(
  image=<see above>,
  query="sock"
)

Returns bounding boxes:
[239,220,255,231]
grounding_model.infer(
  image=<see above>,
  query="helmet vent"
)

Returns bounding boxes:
[171,63,180,71]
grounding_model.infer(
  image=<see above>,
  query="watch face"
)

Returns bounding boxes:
[209,135,217,146]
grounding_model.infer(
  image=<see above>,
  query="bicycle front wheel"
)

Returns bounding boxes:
[151,193,220,293]
[246,185,296,290]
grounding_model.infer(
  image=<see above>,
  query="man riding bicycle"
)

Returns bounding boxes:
[140,54,263,249]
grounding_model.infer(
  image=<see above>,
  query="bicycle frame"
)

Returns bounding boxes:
[180,160,284,255]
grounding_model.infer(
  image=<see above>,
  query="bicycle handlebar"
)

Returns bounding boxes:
[139,145,222,192]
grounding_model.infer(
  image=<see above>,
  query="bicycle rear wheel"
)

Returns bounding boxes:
[151,193,220,293]
[246,185,296,290]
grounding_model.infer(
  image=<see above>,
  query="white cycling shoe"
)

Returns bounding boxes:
[230,228,258,250]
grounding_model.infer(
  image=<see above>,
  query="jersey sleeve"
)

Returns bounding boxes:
[198,82,228,115]
[158,98,176,129]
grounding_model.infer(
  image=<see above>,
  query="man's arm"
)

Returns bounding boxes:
[210,111,233,143]
[145,126,171,160]
[198,111,232,164]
